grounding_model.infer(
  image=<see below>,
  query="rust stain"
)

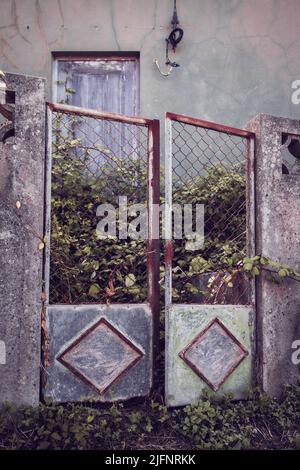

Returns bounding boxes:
[47,101,153,126]
[166,112,255,138]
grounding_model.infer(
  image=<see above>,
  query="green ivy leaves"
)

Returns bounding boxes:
[242,255,300,282]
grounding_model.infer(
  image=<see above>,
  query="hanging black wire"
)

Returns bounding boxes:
[165,0,184,67]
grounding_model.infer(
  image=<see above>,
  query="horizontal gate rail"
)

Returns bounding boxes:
[166,112,255,138]
[47,102,154,126]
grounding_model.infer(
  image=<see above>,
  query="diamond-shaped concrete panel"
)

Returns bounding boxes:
[57,317,143,394]
[179,318,248,391]
[43,305,152,403]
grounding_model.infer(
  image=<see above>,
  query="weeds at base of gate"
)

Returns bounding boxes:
[0,382,299,450]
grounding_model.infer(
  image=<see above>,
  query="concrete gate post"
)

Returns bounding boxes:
[0,72,45,405]
[247,114,300,397]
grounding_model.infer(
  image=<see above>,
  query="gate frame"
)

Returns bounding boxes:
[43,102,160,399]
[164,111,256,401]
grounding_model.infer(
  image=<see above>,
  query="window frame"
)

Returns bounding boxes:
[51,51,140,114]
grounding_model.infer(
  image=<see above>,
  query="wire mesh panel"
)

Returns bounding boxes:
[46,103,159,306]
[165,113,255,305]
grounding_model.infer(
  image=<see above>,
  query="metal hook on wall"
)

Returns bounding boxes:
[153,58,174,77]
[154,0,184,77]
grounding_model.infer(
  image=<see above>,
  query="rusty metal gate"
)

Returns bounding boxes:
[42,103,256,405]
[164,112,256,406]
[43,102,160,402]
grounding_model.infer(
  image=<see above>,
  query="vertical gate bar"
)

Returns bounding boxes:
[44,104,53,305]
[165,114,173,311]
[246,134,256,308]
[165,114,173,399]
[147,119,160,376]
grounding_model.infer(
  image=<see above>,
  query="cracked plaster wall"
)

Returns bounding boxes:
[0,0,300,127]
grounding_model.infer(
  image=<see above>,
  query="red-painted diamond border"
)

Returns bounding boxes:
[179,317,249,391]
[57,317,144,395]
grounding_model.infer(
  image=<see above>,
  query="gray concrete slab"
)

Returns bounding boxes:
[0,72,45,406]
[247,114,300,397]
[43,304,152,402]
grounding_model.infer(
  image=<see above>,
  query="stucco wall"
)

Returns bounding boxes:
[1,0,300,128]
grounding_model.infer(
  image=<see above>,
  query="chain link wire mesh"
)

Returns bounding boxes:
[170,118,250,305]
[49,109,150,304]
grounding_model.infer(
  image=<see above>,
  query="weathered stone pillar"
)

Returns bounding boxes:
[247,114,300,397]
[0,72,45,405]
